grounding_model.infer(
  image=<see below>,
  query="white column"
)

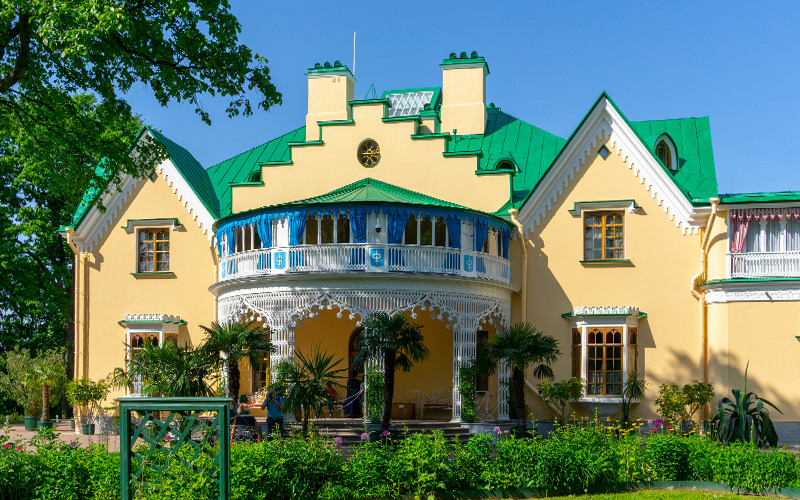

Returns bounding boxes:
[451,324,477,422]
[270,325,295,423]
[497,360,510,421]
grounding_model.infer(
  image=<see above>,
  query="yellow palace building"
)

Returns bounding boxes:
[60,53,800,438]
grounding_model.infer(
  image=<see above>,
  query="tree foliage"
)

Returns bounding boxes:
[283,346,346,435]
[200,320,273,401]
[0,346,66,417]
[483,322,560,427]
[353,313,429,430]
[0,1,282,356]
[538,377,583,425]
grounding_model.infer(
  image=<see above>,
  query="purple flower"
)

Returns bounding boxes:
[69,441,79,448]
[381,430,391,437]
[360,432,369,440]
[333,436,343,448]
[654,418,664,430]
[493,426,501,434]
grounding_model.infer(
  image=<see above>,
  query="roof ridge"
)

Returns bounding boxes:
[207,125,305,172]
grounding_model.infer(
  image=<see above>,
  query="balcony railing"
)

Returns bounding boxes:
[218,244,512,286]
[728,251,800,278]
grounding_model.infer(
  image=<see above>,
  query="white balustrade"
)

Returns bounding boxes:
[728,251,800,278]
[218,244,511,285]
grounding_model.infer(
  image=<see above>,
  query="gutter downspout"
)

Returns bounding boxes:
[690,197,720,419]
[508,209,527,322]
[62,228,84,380]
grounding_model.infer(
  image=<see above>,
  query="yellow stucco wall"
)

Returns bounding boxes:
[520,138,704,420]
[707,301,800,422]
[81,172,218,404]
[231,102,510,214]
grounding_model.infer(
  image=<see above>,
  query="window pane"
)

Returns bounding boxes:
[434,219,447,247]
[337,216,350,243]
[305,218,318,244]
[321,217,334,244]
[404,216,417,244]
[420,216,432,245]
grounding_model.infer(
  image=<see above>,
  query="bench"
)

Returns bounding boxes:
[421,388,453,418]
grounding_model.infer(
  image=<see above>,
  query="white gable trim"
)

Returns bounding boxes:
[71,161,216,253]
[517,96,702,235]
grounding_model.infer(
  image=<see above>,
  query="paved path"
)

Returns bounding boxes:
[2,421,121,452]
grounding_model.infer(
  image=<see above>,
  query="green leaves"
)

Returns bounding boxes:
[283,346,346,435]
[711,362,781,448]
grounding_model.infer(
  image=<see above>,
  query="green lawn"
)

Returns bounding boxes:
[552,491,744,499]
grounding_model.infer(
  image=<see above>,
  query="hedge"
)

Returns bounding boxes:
[2,426,800,499]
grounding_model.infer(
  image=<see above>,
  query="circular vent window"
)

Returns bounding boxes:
[357,139,380,167]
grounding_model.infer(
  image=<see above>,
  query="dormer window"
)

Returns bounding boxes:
[654,134,677,171]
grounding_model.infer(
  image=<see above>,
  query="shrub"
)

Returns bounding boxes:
[711,441,797,494]
[684,434,719,481]
[482,433,540,489]
[458,363,478,423]
[538,377,583,425]
[449,432,493,489]
[643,434,690,481]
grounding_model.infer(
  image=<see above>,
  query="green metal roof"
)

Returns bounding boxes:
[65,126,220,229]
[719,191,800,204]
[279,177,469,209]
[629,116,718,201]
[206,126,306,218]
[145,127,220,219]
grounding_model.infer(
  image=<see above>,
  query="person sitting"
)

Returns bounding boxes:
[230,405,260,443]
[318,381,337,417]
[260,387,285,439]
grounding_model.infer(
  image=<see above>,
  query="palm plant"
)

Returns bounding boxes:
[711,362,782,447]
[112,340,217,398]
[200,320,273,401]
[283,346,346,435]
[619,371,646,428]
[483,322,560,427]
[29,348,68,423]
[353,312,429,430]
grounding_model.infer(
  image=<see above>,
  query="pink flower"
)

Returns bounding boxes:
[3,445,8,449]
[667,425,673,430]
[16,447,22,451]
[381,430,391,437]
[360,432,369,440]
[651,430,657,434]
[493,426,501,434]
[333,436,343,448]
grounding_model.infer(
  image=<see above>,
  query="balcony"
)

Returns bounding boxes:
[728,251,800,279]
[218,243,512,286]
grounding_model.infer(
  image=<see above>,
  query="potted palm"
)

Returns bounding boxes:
[29,348,67,429]
[0,347,44,430]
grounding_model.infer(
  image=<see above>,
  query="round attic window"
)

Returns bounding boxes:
[357,139,380,167]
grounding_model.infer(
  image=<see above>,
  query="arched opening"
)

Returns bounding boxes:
[348,326,364,379]
[654,134,677,171]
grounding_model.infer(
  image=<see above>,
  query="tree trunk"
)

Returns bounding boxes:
[512,367,526,427]
[227,356,240,401]
[42,383,50,422]
[382,352,395,430]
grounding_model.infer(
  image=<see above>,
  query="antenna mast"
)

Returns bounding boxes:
[352,32,356,75]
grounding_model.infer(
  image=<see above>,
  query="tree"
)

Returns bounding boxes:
[112,340,217,398]
[0,1,282,360]
[538,377,583,426]
[0,346,42,416]
[200,320,273,401]
[353,313,429,430]
[28,347,67,422]
[283,347,346,435]
[484,323,560,428]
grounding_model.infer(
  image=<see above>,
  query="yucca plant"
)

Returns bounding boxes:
[711,362,781,447]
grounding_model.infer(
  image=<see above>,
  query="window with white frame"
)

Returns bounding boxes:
[728,208,800,277]
[121,314,183,396]
[566,307,642,399]
[303,214,351,244]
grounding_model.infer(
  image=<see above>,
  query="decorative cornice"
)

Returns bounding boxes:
[566,305,641,316]
[157,158,215,242]
[702,280,800,303]
[517,97,702,236]
[568,200,642,217]
[122,313,184,323]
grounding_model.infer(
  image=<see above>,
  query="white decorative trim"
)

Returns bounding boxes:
[570,306,640,316]
[121,218,182,233]
[568,200,641,217]
[517,96,702,235]
[123,313,182,323]
[71,131,216,252]
[703,280,800,303]
[71,176,141,253]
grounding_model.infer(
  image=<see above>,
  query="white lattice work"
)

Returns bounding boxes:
[497,360,510,421]
[386,91,434,117]
[217,278,511,421]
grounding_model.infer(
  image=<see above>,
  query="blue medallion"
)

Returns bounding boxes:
[370,248,385,267]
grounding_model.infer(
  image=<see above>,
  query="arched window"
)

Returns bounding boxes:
[654,135,677,171]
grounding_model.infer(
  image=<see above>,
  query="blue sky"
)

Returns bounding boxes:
[124,1,800,195]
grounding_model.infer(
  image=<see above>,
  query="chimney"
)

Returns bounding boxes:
[439,51,489,136]
[305,61,356,141]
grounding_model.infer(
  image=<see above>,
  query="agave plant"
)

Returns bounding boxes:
[711,362,781,447]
